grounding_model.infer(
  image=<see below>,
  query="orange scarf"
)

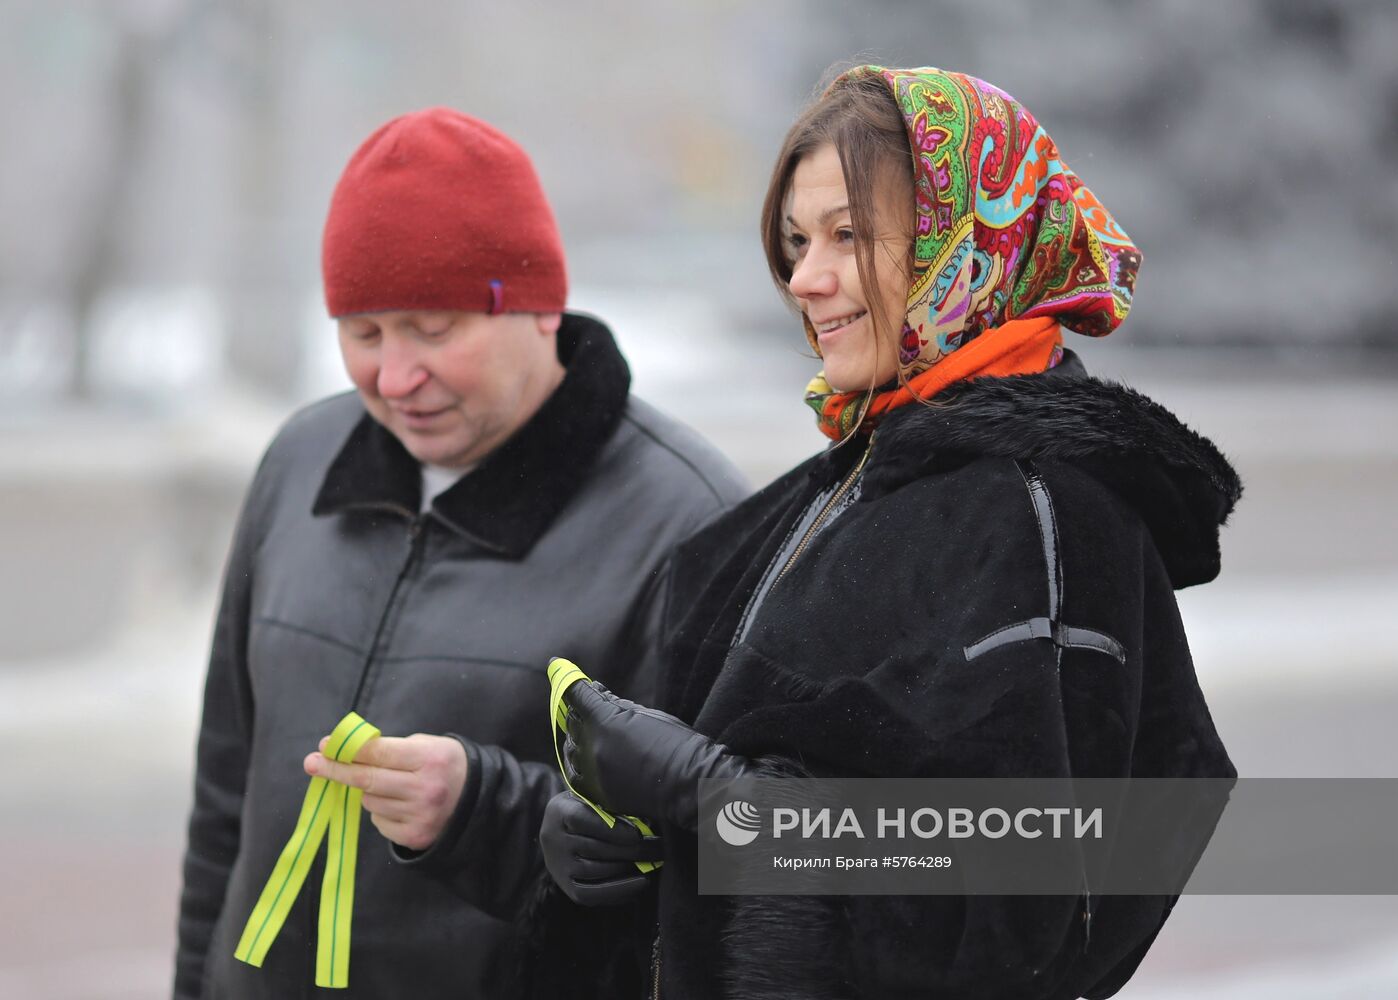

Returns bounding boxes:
[806,316,1063,442]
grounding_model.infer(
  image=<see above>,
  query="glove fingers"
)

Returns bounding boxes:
[556,790,622,837]
[597,816,665,862]
[630,834,666,864]
[562,734,579,783]
[561,735,595,800]
[561,678,615,723]
[570,871,653,907]
[567,854,640,880]
[569,830,665,864]
[556,794,665,861]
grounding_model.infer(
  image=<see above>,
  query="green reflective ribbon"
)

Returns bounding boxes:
[234,711,381,989]
[547,657,661,873]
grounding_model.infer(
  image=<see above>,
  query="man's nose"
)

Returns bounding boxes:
[788,247,838,301]
[376,337,430,399]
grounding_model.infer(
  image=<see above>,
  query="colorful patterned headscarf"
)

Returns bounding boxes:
[805,66,1142,440]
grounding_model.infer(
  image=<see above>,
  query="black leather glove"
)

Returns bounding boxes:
[561,681,751,832]
[540,791,664,906]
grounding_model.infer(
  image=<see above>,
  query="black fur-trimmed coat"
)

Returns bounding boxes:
[526,361,1240,1000]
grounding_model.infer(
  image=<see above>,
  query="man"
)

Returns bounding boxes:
[174,107,747,999]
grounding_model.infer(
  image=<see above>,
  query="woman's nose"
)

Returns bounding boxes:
[787,247,838,301]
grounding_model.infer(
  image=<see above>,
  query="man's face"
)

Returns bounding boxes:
[338,309,565,470]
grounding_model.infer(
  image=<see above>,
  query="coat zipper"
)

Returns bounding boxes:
[649,439,872,999]
[773,433,875,585]
[286,508,422,999]
[649,930,661,1000]
[1082,878,1094,951]
[349,510,425,710]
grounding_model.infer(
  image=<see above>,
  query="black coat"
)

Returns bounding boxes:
[174,316,748,1000]
[528,359,1240,1000]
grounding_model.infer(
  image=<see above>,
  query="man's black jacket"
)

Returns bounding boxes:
[174,315,747,999]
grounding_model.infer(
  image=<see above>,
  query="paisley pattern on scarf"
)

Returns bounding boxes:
[803,66,1141,441]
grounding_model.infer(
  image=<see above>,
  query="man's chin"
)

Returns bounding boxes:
[408,446,462,469]
[394,430,456,466]
[404,439,482,472]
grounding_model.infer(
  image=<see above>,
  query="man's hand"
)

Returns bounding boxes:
[304,733,467,851]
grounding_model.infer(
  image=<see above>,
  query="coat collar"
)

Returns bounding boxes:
[312,312,631,557]
[860,353,1243,587]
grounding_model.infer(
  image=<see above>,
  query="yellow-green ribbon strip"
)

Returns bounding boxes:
[234,711,381,989]
[547,657,661,873]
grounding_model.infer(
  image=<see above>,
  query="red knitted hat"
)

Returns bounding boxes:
[322,107,567,317]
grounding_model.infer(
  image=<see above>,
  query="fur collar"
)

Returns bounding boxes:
[864,366,1243,588]
[313,312,631,556]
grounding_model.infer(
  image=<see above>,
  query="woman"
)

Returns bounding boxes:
[533,65,1239,999]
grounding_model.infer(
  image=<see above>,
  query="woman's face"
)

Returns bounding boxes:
[783,143,910,392]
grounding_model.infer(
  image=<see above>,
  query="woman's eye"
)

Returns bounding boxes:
[835,227,855,244]
[784,233,808,259]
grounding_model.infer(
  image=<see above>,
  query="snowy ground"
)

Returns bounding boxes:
[2,336,1396,998]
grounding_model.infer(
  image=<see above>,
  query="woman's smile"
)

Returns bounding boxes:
[811,310,868,339]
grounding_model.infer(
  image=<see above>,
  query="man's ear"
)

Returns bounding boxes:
[535,312,563,336]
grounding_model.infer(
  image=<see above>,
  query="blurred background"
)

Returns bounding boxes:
[2,0,1396,996]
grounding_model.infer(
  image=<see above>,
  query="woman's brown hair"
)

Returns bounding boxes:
[760,72,915,373]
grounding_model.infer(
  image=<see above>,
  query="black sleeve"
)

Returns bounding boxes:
[173,464,267,1000]
[386,737,565,922]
